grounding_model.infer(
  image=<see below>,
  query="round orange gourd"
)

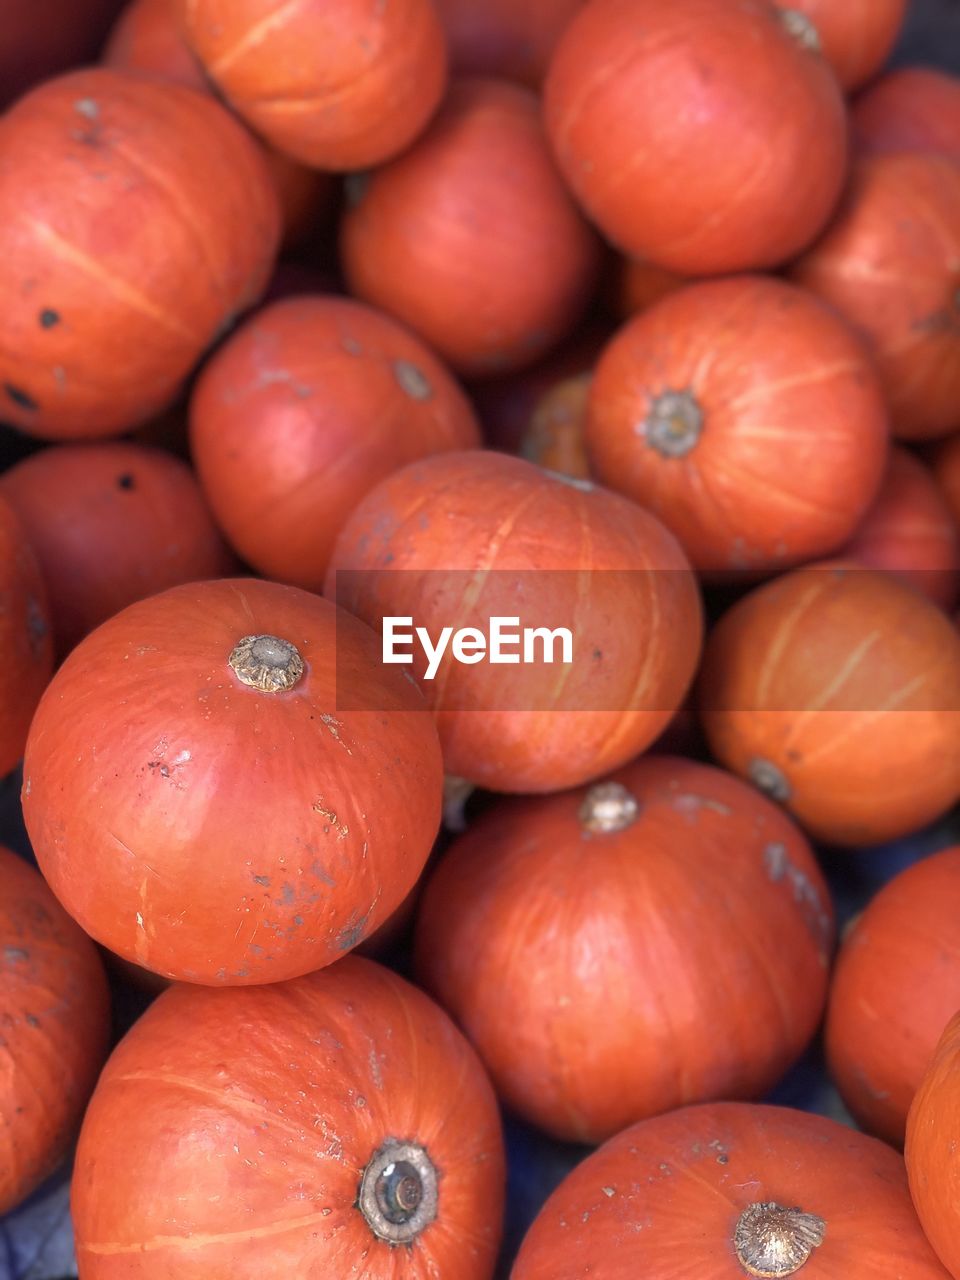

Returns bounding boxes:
[792,153,960,442]
[72,956,505,1279]
[178,0,447,170]
[0,845,111,1215]
[543,0,848,275]
[326,451,703,794]
[853,66,960,163]
[699,563,960,846]
[189,295,482,592]
[0,68,280,440]
[514,1101,952,1279]
[0,0,124,107]
[0,441,235,659]
[519,372,591,480]
[907,1011,960,1278]
[839,445,959,610]
[434,0,584,85]
[934,433,960,528]
[773,0,908,91]
[340,77,599,378]
[826,845,960,1148]
[415,756,833,1143]
[21,578,443,984]
[586,275,889,574]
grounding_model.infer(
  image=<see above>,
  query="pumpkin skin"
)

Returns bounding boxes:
[519,373,591,480]
[72,956,505,1279]
[826,845,960,1149]
[21,578,444,985]
[178,0,447,171]
[906,1012,960,1279]
[189,295,482,592]
[543,0,848,275]
[326,451,703,794]
[839,446,959,610]
[0,442,236,659]
[0,845,111,1216]
[414,756,834,1144]
[585,275,890,575]
[699,562,960,847]
[340,77,600,379]
[0,496,54,779]
[434,0,585,85]
[853,67,960,163]
[0,68,281,440]
[0,0,124,108]
[791,153,960,442]
[773,0,908,91]
[513,1101,952,1279]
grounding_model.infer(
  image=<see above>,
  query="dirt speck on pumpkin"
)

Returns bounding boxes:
[74,98,100,120]
[38,308,60,328]
[252,874,271,887]
[3,947,29,964]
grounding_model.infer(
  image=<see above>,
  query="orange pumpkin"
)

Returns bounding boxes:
[0,441,236,659]
[22,578,444,984]
[178,0,447,170]
[326,451,703,794]
[514,1101,952,1278]
[340,77,600,378]
[826,845,960,1148]
[586,275,890,574]
[773,0,908,91]
[415,756,833,1144]
[543,0,848,274]
[792,153,960,442]
[853,66,960,163]
[519,373,591,480]
[699,562,960,846]
[907,1010,960,1278]
[0,68,280,440]
[434,0,585,85]
[0,845,111,1215]
[189,295,481,592]
[72,956,505,1278]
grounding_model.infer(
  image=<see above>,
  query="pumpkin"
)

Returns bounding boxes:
[178,0,447,171]
[791,153,960,442]
[585,275,890,575]
[0,844,111,1215]
[326,451,703,794]
[699,562,960,847]
[826,844,960,1148]
[72,955,505,1278]
[0,68,281,440]
[0,441,236,659]
[543,0,848,274]
[0,496,54,778]
[906,1011,960,1278]
[340,77,599,379]
[839,445,959,610]
[519,373,591,480]
[414,756,833,1144]
[513,1100,952,1278]
[934,433,960,529]
[852,66,960,163]
[612,257,687,320]
[434,0,585,85]
[189,295,482,592]
[21,577,443,985]
[773,0,908,91]
[0,0,124,107]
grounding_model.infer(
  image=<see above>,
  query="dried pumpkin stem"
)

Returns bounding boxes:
[579,782,640,833]
[228,634,304,692]
[734,1202,826,1277]
[358,1139,439,1245]
[748,757,792,804]
[642,389,703,458]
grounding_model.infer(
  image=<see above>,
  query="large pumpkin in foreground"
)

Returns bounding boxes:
[22,578,443,984]
[72,956,505,1279]
[906,1011,960,1279]
[513,1101,951,1278]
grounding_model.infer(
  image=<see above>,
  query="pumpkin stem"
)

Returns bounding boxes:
[579,782,640,833]
[642,389,703,458]
[777,8,822,52]
[228,634,305,692]
[734,1202,826,1277]
[358,1139,438,1245]
[748,758,792,804]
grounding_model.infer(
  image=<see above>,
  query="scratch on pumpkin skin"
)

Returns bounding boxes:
[205,0,306,78]
[789,672,930,770]
[81,1207,342,1256]
[723,360,863,415]
[752,576,829,707]
[779,629,883,752]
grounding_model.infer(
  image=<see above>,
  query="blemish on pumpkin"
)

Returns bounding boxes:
[309,859,335,887]
[764,841,832,953]
[4,383,38,411]
[38,308,60,328]
[252,874,271,887]
[25,1014,39,1027]
[394,360,432,401]
[3,947,28,963]
[117,473,135,491]
[74,98,100,120]
[601,1186,615,1197]
[279,882,296,905]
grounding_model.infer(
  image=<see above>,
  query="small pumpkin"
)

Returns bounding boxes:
[585,275,890,574]
[340,77,600,378]
[513,1101,952,1278]
[189,295,482,592]
[519,373,591,480]
[21,577,444,984]
[0,844,111,1215]
[326,451,703,794]
[72,955,505,1278]
[826,845,960,1148]
[0,441,235,659]
[699,562,960,846]
[791,152,960,442]
[852,66,960,163]
[414,756,833,1144]
[907,1012,960,1278]
[434,0,585,85]
[773,0,908,91]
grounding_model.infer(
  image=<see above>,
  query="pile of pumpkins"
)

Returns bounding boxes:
[1,0,959,1275]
